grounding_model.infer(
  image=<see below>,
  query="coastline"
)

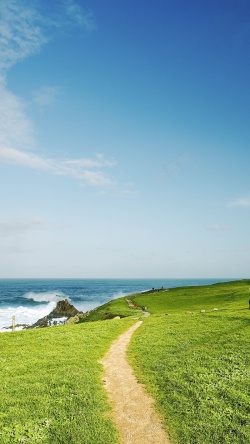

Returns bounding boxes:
[0,278,239,332]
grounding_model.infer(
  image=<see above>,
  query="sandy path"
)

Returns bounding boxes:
[101,321,171,444]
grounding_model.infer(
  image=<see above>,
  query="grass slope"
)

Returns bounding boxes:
[0,280,249,444]
[130,280,250,314]
[0,318,135,444]
[78,295,140,322]
[127,280,250,444]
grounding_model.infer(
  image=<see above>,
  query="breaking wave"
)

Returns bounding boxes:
[24,291,68,303]
[0,301,56,332]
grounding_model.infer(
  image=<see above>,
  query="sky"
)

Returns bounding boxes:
[0,0,250,278]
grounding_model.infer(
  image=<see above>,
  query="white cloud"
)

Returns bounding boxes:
[63,153,116,169]
[0,1,114,189]
[227,198,250,208]
[0,0,47,71]
[0,80,34,149]
[0,146,115,186]
[0,0,45,150]
[0,146,54,170]
[0,0,95,72]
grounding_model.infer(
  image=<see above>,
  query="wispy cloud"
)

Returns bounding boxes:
[0,81,34,148]
[62,0,96,30]
[0,146,115,186]
[227,197,250,208]
[63,153,116,169]
[0,0,95,73]
[32,86,61,111]
[0,0,47,71]
[0,0,46,152]
[0,1,116,189]
[0,0,96,74]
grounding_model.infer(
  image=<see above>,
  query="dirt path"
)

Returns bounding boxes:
[101,321,171,444]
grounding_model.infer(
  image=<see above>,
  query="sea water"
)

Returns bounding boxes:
[0,278,234,332]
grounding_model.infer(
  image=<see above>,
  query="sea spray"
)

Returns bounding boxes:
[24,291,67,303]
[0,301,56,332]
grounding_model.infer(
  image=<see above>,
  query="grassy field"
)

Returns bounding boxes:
[0,318,135,444]
[128,280,250,443]
[0,280,249,443]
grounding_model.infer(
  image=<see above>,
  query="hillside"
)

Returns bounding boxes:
[78,279,250,322]
[79,279,250,443]
[0,280,249,444]
[127,280,250,444]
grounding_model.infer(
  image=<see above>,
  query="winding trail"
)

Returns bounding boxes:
[101,321,171,444]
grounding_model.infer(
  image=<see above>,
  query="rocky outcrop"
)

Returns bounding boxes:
[47,299,80,319]
[28,299,82,329]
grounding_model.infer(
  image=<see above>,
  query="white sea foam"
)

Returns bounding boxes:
[48,317,68,327]
[24,291,68,303]
[112,291,129,299]
[0,300,102,332]
[0,301,56,332]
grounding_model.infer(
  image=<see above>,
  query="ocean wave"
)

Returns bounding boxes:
[0,301,56,332]
[24,291,68,303]
[0,300,101,332]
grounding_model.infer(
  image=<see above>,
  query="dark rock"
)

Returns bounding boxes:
[28,299,82,329]
[47,299,80,319]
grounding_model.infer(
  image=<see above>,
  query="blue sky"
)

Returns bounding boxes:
[0,0,250,278]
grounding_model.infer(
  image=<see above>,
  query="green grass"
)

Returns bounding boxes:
[131,279,250,314]
[78,295,141,322]
[1,280,249,443]
[127,280,250,443]
[0,318,135,444]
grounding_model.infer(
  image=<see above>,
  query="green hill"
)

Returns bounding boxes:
[79,279,250,443]
[0,318,135,444]
[79,279,250,321]
[0,280,249,443]
[127,280,250,444]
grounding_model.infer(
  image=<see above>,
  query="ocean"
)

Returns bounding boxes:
[0,278,234,332]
